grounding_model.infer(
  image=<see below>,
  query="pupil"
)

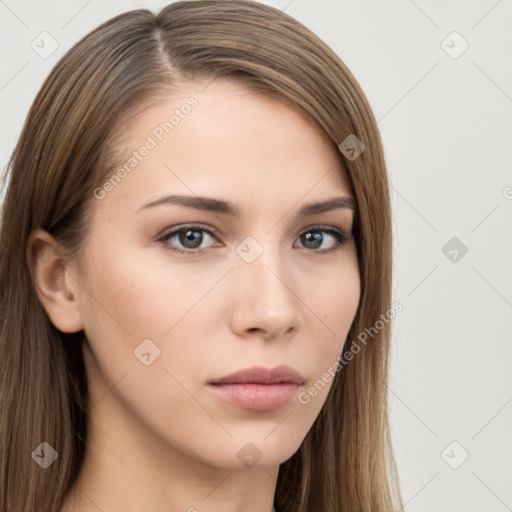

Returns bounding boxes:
[180,229,202,249]
[304,231,322,249]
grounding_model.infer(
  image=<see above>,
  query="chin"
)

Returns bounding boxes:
[195,429,306,471]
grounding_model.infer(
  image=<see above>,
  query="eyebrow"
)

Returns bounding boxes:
[138,194,356,217]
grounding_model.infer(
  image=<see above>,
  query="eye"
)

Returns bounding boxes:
[157,224,219,256]
[294,225,351,254]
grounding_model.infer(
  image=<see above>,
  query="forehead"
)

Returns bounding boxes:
[95,79,353,216]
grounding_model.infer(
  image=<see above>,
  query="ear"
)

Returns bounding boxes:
[27,228,84,333]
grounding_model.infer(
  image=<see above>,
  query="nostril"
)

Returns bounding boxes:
[247,327,270,339]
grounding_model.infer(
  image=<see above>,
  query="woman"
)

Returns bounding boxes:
[0,1,404,511]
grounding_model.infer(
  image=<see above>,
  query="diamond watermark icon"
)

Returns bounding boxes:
[237,442,262,468]
[442,237,468,263]
[31,31,59,59]
[441,31,469,59]
[338,134,365,161]
[441,441,469,469]
[236,236,263,264]
[134,338,161,366]
[31,441,58,469]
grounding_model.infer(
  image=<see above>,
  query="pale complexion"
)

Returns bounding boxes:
[29,79,361,512]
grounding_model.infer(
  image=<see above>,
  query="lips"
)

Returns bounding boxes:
[208,365,305,412]
[209,365,305,385]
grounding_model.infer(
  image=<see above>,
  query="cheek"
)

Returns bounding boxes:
[302,251,361,324]
[80,238,212,340]
[299,256,361,372]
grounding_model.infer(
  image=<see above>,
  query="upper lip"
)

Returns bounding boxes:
[209,365,305,385]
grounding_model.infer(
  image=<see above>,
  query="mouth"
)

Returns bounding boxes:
[208,365,305,412]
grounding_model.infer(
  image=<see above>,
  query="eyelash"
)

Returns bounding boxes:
[157,223,351,256]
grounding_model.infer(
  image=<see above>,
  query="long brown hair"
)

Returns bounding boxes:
[0,1,403,510]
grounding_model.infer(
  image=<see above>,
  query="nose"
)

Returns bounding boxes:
[229,243,301,342]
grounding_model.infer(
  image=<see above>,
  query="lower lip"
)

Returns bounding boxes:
[208,383,300,412]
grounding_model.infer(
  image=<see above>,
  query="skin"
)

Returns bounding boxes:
[30,79,361,512]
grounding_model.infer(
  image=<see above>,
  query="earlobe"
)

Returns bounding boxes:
[27,228,84,333]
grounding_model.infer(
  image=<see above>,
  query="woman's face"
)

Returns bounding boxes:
[70,79,360,470]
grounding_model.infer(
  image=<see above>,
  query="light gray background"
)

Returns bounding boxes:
[1,1,511,510]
